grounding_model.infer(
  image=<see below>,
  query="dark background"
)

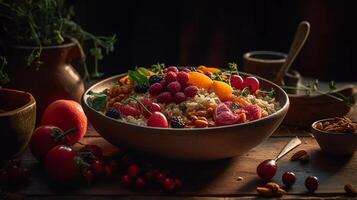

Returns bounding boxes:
[73,0,356,81]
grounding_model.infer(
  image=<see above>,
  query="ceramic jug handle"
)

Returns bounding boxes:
[68,38,86,64]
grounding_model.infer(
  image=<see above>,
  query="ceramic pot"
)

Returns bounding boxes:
[7,40,85,119]
[0,88,36,160]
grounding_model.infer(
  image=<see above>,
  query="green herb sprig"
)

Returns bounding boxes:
[0,0,117,81]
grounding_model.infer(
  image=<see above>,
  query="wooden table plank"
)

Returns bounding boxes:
[11,136,356,198]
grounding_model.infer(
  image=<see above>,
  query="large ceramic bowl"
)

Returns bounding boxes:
[0,88,36,160]
[82,72,289,161]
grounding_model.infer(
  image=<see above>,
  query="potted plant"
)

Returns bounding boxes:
[0,0,117,117]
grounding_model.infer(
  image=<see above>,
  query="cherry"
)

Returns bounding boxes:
[91,160,105,176]
[135,177,146,189]
[242,76,260,93]
[83,170,95,184]
[256,159,278,180]
[305,176,319,193]
[230,75,244,90]
[143,102,161,119]
[128,164,141,178]
[174,178,183,188]
[162,178,176,191]
[282,171,296,187]
[147,112,169,128]
[155,172,167,183]
[121,175,132,187]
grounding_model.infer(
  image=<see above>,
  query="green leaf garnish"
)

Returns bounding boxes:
[136,67,150,76]
[87,91,108,111]
[128,69,149,86]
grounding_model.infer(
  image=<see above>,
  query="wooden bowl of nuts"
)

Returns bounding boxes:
[311,117,357,156]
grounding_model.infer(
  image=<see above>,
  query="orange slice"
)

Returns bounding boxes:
[210,81,233,100]
[197,65,221,74]
[187,72,213,89]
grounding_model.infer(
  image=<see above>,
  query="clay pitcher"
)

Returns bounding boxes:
[7,39,85,120]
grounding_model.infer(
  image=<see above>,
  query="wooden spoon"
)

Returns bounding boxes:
[275,21,310,85]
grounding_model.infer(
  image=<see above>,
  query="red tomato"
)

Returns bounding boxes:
[45,145,79,183]
[242,77,260,93]
[29,126,66,162]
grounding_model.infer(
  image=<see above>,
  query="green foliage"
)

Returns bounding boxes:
[0,0,117,81]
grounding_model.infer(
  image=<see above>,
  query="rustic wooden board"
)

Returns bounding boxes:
[8,136,356,199]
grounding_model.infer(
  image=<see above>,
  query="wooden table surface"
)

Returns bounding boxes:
[1,125,356,200]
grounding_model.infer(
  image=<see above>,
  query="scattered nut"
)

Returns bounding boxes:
[299,154,310,164]
[256,187,274,197]
[194,119,208,128]
[265,182,280,192]
[196,110,207,117]
[189,115,198,121]
[236,176,244,181]
[197,116,207,121]
[345,184,357,197]
[291,150,308,161]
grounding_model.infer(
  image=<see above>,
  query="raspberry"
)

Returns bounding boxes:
[166,66,179,73]
[177,71,189,85]
[164,72,177,83]
[149,83,163,96]
[174,92,187,104]
[170,116,185,128]
[149,74,164,85]
[183,85,198,97]
[167,81,181,94]
[105,107,120,119]
[157,92,173,103]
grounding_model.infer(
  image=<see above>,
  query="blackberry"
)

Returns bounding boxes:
[149,74,164,85]
[170,116,185,128]
[134,84,149,93]
[106,107,120,119]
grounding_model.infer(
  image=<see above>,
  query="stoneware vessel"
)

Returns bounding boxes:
[82,72,289,161]
[0,88,36,160]
[311,118,357,156]
[7,39,85,119]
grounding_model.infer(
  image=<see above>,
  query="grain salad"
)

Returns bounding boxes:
[87,64,279,128]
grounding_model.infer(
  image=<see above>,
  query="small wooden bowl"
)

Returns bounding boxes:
[0,88,36,160]
[311,118,357,156]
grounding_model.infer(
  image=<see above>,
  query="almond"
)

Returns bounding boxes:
[345,184,357,197]
[276,188,287,196]
[291,150,308,161]
[265,182,280,192]
[194,119,208,128]
[256,187,273,197]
